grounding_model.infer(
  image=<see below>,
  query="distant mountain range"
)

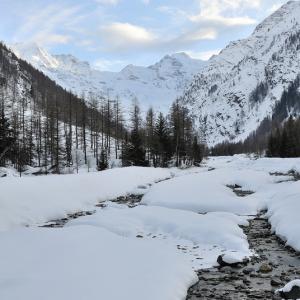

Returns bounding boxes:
[10,1,300,146]
[10,43,205,113]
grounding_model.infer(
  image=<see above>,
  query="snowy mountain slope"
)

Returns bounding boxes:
[180,0,300,146]
[0,41,124,175]
[10,43,205,112]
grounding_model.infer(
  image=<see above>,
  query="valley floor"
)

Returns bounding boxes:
[187,213,300,299]
[0,155,300,299]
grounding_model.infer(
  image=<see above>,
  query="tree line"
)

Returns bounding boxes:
[0,42,205,175]
[267,116,300,158]
[122,99,205,168]
[0,41,126,174]
[211,75,300,157]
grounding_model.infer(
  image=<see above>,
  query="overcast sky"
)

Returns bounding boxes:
[0,0,289,71]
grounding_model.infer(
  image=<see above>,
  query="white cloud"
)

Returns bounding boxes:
[198,0,262,13]
[5,0,286,71]
[189,0,258,26]
[181,28,217,41]
[98,21,218,53]
[13,3,84,46]
[190,14,257,26]
[36,33,70,45]
[99,22,156,50]
[157,5,189,24]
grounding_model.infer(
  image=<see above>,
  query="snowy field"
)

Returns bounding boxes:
[0,226,196,300]
[1,155,300,299]
[68,203,251,270]
[0,167,172,231]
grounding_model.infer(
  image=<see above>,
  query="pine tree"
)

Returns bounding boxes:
[191,136,204,166]
[121,132,132,167]
[279,128,288,158]
[153,112,171,167]
[121,100,146,166]
[285,116,297,157]
[266,126,281,158]
[169,100,182,166]
[98,149,108,171]
[267,116,300,158]
[130,128,146,166]
[145,107,155,165]
[0,111,15,166]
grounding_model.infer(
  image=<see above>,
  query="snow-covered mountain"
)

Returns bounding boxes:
[10,43,205,112]
[10,1,300,146]
[180,0,300,146]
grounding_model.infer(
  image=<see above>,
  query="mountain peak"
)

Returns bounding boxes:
[10,42,59,69]
[159,52,198,64]
[180,0,300,146]
[253,0,300,35]
[171,52,191,60]
[10,44,205,112]
[54,54,91,74]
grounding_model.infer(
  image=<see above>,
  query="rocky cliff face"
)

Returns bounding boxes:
[180,1,300,146]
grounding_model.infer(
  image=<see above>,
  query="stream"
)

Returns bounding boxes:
[39,176,300,300]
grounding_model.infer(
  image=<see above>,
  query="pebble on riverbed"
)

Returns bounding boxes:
[187,215,300,300]
[259,263,273,273]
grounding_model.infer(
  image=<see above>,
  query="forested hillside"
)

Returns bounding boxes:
[0,42,204,175]
[0,42,127,175]
[211,75,300,157]
[179,1,300,146]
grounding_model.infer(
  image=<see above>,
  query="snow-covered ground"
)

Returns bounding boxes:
[0,226,197,300]
[1,155,300,299]
[68,203,251,269]
[142,169,260,215]
[265,182,300,251]
[206,155,300,251]
[0,167,172,231]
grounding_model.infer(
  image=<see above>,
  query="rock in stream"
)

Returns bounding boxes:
[187,215,300,300]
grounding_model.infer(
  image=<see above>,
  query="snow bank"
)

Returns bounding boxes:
[264,181,300,251]
[0,226,197,300]
[141,170,259,215]
[219,251,248,265]
[207,155,300,174]
[68,204,251,268]
[0,167,171,231]
[207,155,300,252]
[276,279,300,293]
